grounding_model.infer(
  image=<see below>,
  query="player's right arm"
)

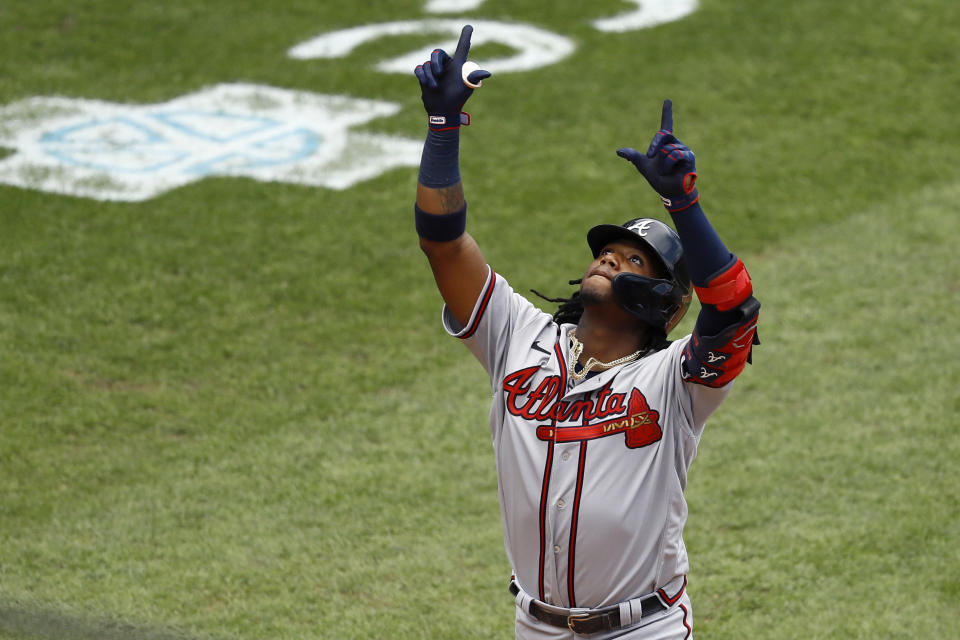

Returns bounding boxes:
[414,25,492,328]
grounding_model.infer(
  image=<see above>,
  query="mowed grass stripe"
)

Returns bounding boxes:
[685,178,959,638]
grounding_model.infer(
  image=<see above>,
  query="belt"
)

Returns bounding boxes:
[509,581,666,635]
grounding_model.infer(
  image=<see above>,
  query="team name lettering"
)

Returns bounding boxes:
[523,383,664,449]
[502,367,626,423]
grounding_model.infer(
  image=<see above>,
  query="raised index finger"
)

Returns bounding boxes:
[453,24,474,62]
[660,99,674,132]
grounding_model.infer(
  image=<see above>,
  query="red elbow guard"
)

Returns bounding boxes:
[682,296,761,388]
[693,257,752,311]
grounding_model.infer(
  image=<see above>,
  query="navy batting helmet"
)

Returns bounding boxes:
[586,218,692,334]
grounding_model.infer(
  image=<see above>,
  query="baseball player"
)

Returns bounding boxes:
[413,26,760,639]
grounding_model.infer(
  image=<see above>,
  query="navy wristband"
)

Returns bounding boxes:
[415,204,467,242]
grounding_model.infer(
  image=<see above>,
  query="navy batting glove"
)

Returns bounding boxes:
[617,99,700,212]
[414,25,491,131]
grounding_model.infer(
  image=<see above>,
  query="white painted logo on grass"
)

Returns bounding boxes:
[593,0,699,32]
[0,83,422,201]
[424,0,486,12]
[288,19,575,75]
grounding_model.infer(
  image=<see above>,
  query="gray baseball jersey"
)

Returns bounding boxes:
[443,267,730,624]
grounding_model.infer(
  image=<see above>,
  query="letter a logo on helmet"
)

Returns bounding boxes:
[585,218,692,335]
[627,220,654,237]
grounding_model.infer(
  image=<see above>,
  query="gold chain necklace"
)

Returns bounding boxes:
[568,330,645,382]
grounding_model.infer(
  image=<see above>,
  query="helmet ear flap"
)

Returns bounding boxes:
[612,273,691,334]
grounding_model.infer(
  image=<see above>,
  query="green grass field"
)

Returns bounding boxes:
[1,1,958,638]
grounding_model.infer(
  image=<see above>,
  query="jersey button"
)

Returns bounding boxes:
[557,499,566,509]
[554,545,562,554]
[561,451,571,461]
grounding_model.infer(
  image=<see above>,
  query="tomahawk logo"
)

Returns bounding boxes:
[0,83,421,201]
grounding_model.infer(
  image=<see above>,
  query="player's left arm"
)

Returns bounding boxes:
[618,100,760,388]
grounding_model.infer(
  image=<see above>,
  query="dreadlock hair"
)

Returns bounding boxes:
[531,279,586,325]
[531,278,671,352]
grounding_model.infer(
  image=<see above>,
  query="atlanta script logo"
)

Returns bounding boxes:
[503,367,663,449]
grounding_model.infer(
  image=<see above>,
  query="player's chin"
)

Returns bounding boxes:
[579,278,614,306]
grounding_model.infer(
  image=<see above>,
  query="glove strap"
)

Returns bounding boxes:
[660,189,699,212]
[428,112,471,131]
